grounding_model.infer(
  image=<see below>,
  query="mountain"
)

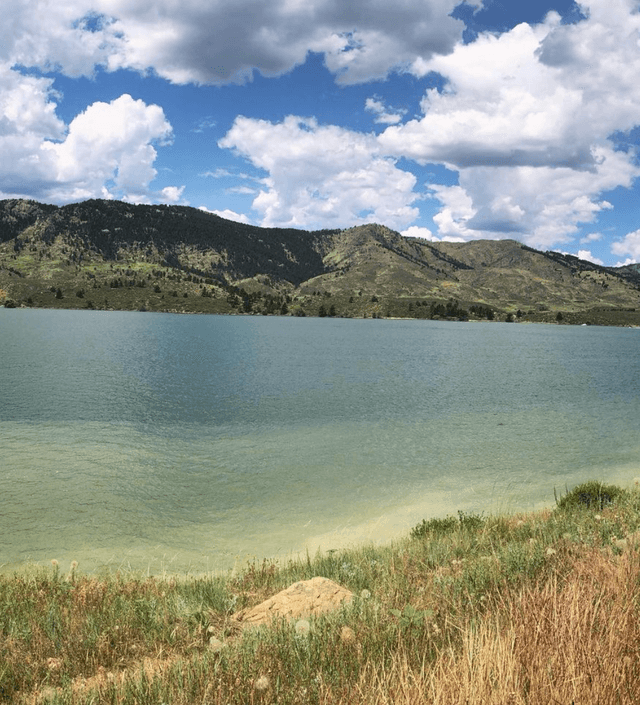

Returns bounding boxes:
[1,198,639,325]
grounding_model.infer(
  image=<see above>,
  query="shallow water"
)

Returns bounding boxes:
[1,310,639,574]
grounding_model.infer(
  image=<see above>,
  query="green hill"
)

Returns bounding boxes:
[1,198,639,325]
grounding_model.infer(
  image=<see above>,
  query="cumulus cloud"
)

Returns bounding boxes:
[612,230,640,264]
[376,0,640,247]
[0,67,65,199]
[0,0,464,87]
[199,205,251,224]
[161,185,186,203]
[421,149,625,248]
[219,115,418,230]
[0,1,183,204]
[577,249,604,265]
[0,90,176,203]
[95,0,467,85]
[0,0,119,77]
[402,225,435,240]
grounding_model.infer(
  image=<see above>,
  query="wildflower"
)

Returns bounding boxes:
[66,560,78,583]
[340,626,356,645]
[295,619,310,637]
[209,637,225,652]
[47,657,62,671]
[254,675,270,692]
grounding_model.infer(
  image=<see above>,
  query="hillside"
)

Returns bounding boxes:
[1,198,640,325]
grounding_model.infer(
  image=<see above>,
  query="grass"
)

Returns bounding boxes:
[3,481,640,703]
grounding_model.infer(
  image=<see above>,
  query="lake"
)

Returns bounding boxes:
[1,309,639,575]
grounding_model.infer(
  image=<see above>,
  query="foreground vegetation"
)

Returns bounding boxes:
[2,481,640,704]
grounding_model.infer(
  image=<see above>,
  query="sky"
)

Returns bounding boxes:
[3,0,640,266]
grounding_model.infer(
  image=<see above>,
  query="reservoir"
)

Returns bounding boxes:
[1,309,639,575]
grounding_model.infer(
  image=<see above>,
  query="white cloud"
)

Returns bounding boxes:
[376,0,640,248]
[161,185,186,203]
[402,225,434,240]
[421,148,627,249]
[577,249,604,265]
[0,1,119,77]
[47,94,174,203]
[192,117,216,133]
[227,185,256,195]
[199,206,251,224]
[612,229,640,264]
[365,97,405,125]
[580,232,603,244]
[0,88,177,204]
[96,0,466,85]
[0,0,471,87]
[219,115,418,230]
[0,0,179,205]
[200,168,234,179]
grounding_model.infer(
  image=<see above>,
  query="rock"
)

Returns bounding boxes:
[232,576,353,627]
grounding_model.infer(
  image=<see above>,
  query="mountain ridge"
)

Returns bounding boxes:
[1,198,639,325]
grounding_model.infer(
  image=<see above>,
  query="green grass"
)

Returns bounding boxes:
[2,481,640,703]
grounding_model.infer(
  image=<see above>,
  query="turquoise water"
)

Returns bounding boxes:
[1,309,639,574]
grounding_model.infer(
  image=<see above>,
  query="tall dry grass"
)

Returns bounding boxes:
[353,547,640,705]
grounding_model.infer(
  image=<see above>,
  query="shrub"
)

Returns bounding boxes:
[555,480,627,511]
[411,510,484,539]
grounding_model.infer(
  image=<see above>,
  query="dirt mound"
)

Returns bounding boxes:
[232,576,353,627]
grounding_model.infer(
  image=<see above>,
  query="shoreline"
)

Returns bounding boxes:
[3,481,640,703]
[2,302,640,327]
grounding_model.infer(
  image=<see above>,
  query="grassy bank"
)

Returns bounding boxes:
[3,481,640,704]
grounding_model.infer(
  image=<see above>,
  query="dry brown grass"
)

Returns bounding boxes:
[348,547,640,705]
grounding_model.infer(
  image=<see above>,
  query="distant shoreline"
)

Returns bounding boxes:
[2,303,640,328]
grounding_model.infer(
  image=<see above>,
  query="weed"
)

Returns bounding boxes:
[390,604,434,635]
[411,510,484,539]
[555,480,628,511]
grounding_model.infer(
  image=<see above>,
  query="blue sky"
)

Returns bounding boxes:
[3,0,640,266]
